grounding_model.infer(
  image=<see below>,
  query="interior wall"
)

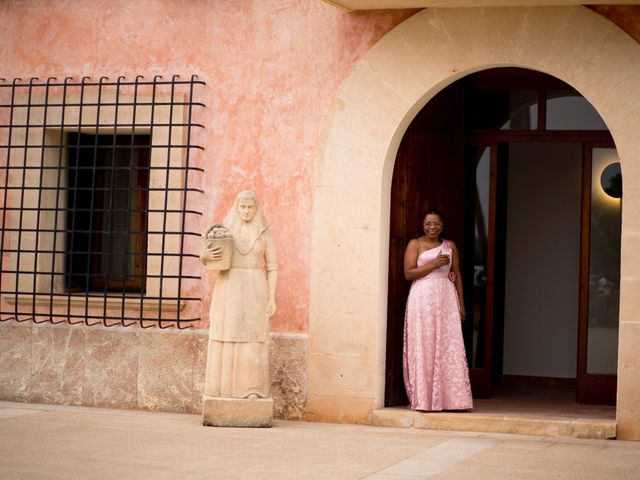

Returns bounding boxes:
[502,142,582,378]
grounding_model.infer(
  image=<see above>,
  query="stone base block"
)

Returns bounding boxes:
[202,395,273,428]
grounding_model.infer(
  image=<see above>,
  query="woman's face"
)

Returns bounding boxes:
[238,198,257,222]
[423,213,443,239]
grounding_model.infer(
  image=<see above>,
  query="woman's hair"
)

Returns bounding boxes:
[424,208,444,222]
[419,208,445,238]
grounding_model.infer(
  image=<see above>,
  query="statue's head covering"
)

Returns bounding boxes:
[223,190,269,255]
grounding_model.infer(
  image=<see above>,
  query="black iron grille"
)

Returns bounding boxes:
[0,75,206,328]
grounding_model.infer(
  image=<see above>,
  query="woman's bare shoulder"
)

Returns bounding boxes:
[406,237,423,248]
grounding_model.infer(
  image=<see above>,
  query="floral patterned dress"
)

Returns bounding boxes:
[403,239,473,411]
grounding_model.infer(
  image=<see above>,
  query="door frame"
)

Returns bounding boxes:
[467,132,615,402]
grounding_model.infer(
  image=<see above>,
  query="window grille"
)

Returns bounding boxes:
[0,75,206,328]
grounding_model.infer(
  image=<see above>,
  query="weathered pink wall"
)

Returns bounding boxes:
[2,1,635,334]
[0,0,416,333]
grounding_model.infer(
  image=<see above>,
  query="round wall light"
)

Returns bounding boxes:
[600,162,622,198]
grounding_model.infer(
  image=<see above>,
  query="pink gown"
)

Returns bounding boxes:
[403,239,473,411]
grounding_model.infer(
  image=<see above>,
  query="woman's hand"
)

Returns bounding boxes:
[430,253,450,270]
[459,305,466,321]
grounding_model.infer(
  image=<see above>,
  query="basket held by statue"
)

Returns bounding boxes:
[202,224,233,271]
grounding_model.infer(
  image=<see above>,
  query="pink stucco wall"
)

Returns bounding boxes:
[1,2,636,335]
[0,0,416,333]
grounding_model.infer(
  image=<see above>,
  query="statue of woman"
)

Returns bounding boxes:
[201,191,277,400]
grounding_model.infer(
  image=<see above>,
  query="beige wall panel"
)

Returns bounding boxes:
[310,277,379,322]
[306,393,374,424]
[617,323,640,439]
[310,227,381,280]
[619,229,640,324]
[308,352,375,398]
[309,311,376,357]
[313,185,382,231]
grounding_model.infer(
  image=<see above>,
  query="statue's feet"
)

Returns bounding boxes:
[247,393,259,400]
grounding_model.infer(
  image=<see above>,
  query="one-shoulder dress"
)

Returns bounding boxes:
[403,239,473,411]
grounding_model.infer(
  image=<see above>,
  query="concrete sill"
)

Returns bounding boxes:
[3,294,184,312]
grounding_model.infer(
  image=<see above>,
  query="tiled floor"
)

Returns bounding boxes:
[473,385,616,420]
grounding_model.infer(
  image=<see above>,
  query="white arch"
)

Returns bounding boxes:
[308,6,640,438]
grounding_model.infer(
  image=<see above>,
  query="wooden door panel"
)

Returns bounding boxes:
[385,83,468,406]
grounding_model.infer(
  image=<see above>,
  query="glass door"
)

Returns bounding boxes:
[464,141,509,398]
[577,145,621,404]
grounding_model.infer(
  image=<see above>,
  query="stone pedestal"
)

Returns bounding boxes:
[202,395,273,427]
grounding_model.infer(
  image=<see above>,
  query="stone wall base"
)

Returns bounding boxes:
[0,322,307,419]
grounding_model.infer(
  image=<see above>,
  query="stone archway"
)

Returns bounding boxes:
[308,6,640,439]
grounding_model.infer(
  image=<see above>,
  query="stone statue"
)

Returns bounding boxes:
[200,190,277,427]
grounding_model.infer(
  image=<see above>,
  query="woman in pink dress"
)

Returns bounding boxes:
[403,209,473,411]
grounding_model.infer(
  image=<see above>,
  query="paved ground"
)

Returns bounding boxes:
[1,401,639,479]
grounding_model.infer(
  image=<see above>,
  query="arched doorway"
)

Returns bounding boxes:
[308,6,640,438]
[385,67,621,407]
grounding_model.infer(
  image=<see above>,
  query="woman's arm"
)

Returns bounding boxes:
[403,238,449,281]
[450,241,466,320]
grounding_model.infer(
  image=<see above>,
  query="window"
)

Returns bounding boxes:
[464,68,606,131]
[66,133,150,293]
[0,76,205,328]
[546,90,607,130]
